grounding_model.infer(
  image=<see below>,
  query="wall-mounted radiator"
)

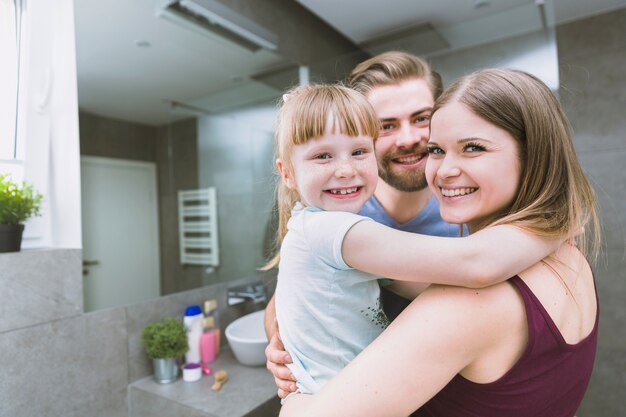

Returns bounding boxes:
[177,187,219,268]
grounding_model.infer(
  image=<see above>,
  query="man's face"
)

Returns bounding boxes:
[366,78,435,192]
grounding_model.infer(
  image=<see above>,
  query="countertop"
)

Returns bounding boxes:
[129,347,280,417]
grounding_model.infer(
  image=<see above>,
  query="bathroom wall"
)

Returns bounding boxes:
[196,103,277,285]
[0,249,276,417]
[556,7,626,416]
[79,111,157,162]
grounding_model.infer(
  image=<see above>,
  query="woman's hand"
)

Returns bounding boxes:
[265,318,298,398]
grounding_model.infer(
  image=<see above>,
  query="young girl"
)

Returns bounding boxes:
[279,69,600,417]
[268,83,560,397]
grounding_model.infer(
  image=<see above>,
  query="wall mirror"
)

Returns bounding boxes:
[75,0,558,312]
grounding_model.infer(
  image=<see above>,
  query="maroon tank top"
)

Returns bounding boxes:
[412,275,598,417]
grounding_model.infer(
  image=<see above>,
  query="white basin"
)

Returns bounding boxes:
[225,310,268,366]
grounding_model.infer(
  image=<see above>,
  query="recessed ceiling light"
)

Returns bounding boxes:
[135,40,151,48]
[474,0,491,9]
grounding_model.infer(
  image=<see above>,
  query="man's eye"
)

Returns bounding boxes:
[380,123,395,131]
[413,116,430,124]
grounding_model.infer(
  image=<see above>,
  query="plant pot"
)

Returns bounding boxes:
[152,358,179,384]
[0,224,25,253]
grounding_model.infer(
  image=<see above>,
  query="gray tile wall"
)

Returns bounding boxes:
[154,118,206,295]
[0,249,276,417]
[557,7,626,416]
[196,105,277,286]
[79,111,157,162]
[0,249,82,333]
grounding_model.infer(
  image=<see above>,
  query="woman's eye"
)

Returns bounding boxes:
[464,143,486,152]
[427,146,443,155]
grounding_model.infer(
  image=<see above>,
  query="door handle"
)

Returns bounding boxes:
[82,260,100,266]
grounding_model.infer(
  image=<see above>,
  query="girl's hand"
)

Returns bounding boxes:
[265,318,298,398]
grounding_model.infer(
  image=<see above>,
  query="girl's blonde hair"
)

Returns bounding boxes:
[433,69,600,261]
[262,84,379,270]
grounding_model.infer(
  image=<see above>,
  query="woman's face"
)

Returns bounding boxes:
[426,102,521,233]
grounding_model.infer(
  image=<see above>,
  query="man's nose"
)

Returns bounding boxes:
[396,123,427,148]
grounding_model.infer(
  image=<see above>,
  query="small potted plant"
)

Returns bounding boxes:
[142,317,189,384]
[0,174,43,253]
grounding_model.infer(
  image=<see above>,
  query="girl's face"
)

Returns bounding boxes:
[426,102,521,233]
[277,127,378,214]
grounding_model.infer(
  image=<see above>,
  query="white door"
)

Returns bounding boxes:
[81,156,160,311]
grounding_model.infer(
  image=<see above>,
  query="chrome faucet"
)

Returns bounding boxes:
[227,281,267,306]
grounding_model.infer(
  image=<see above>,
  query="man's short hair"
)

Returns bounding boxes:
[349,51,443,100]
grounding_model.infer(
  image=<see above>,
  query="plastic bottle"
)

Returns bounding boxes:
[183,305,203,364]
[200,316,218,365]
[204,299,221,354]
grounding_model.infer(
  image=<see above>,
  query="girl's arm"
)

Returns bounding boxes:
[343,223,560,288]
[279,284,508,417]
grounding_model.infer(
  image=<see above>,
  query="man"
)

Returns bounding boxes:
[264,51,457,396]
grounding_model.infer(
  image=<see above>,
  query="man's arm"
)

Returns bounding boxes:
[264,294,297,397]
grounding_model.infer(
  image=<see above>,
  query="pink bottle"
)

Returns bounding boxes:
[200,317,218,365]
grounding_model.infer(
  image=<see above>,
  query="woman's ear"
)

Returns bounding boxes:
[276,159,295,189]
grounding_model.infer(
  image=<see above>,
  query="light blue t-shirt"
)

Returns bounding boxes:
[275,204,389,394]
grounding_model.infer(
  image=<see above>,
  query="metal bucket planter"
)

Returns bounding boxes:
[153,358,179,384]
[0,224,25,253]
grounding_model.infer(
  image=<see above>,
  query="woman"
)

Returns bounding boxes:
[279,68,600,417]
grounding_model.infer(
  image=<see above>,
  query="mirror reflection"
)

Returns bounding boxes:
[75,0,558,312]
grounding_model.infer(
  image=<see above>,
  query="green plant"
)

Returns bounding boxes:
[142,318,189,359]
[0,174,43,225]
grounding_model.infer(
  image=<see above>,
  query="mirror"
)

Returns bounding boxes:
[75,0,558,312]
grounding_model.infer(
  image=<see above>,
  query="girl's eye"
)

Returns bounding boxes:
[353,148,367,156]
[315,153,332,160]
[464,143,486,152]
[427,146,444,155]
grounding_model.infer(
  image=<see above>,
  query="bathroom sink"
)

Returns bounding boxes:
[225,310,268,366]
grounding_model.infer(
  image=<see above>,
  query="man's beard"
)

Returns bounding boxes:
[377,147,429,192]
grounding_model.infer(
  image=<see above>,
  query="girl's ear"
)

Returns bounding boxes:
[276,159,295,189]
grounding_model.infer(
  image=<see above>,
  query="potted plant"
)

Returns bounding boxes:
[142,317,189,384]
[0,174,43,253]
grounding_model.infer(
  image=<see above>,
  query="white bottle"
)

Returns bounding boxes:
[183,305,203,364]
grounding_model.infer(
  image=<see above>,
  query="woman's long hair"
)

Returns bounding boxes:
[432,69,600,261]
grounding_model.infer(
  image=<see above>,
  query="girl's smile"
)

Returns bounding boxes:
[277,127,378,214]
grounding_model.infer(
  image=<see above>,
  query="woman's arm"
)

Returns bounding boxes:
[279,284,506,417]
[343,223,560,288]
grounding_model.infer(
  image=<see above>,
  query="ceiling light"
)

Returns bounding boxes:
[157,0,278,52]
[473,0,491,10]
